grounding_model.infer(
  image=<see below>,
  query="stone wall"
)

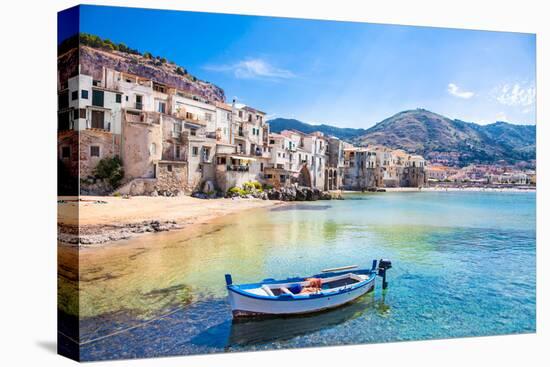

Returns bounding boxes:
[156,162,188,195]
[58,130,79,195]
[79,129,121,179]
[57,130,79,178]
[215,167,261,192]
[122,116,162,179]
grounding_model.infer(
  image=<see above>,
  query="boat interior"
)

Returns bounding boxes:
[244,272,370,298]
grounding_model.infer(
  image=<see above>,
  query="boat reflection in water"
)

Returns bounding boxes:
[190,293,389,349]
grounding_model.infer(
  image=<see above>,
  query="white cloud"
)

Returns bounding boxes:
[205,58,295,80]
[494,82,536,109]
[447,83,475,99]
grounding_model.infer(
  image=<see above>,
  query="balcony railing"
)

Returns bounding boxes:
[124,111,160,125]
[227,165,250,172]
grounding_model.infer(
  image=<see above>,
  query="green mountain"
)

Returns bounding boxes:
[268,118,368,140]
[268,109,536,166]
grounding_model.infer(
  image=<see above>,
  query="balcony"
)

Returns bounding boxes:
[124,111,160,125]
[227,165,250,172]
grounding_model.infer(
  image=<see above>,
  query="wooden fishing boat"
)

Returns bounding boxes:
[225,259,392,318]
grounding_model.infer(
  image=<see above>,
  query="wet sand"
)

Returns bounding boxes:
[58,195,284,245]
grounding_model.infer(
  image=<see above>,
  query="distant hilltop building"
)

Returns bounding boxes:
[57,41,427,196]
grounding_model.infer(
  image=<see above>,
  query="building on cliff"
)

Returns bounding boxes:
[57,45,426,196]
[342,146,427,190]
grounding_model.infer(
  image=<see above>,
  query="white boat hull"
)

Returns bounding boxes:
[228,279,375,317]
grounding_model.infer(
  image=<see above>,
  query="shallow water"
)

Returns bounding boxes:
[58,191,536,361]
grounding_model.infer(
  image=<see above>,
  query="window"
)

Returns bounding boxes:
[238,111,243,118]
[80,90,88,99]
[227,112,231,120]
[61,146,70,159]
[175,145,181,159]
[92,90,104,107]
[91,110,105,129]
[71,90,78,100]
[157,101,166,114]
[72,109,79,120]
[79,109,86,119]
[90,146,100,157]
[192,147,199,156]
[190,129,196,136]
[202,147,210,161]
[260,163,264,171]
[167,165,173,172]
[135,95,143,110]
[153,83,166,93]
[205,113,212,122]
[173,121,182,135]
[116,94,122,103]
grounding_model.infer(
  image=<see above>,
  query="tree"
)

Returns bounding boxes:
[93,156,124,188]
[117,42,129,53]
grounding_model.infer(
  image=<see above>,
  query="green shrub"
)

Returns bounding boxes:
[243,181,262,192]
[227,187,246,196]
[175,66,186,75]
[263,184,274,191]
[143,51,153,59]
[93,156,124,188]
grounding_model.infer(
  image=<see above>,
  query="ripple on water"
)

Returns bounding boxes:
[69,191,535,360]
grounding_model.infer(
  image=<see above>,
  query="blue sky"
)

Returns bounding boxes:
[71,5,536,128]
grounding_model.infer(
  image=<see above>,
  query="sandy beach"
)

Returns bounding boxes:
[58,195,284,245]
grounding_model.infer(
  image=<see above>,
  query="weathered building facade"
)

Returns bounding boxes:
[58,51,426,196]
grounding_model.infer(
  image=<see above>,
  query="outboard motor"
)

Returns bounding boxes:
[377,259,392,289]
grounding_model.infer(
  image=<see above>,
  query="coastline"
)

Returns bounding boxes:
[58,195,285,246]
[342,186,535,193]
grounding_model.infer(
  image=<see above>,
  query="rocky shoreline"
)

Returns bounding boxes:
[266,186,336,201]
[58,220,184,246]
[192,185,341,201]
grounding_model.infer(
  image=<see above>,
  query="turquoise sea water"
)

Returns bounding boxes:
[64,191,536,360]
